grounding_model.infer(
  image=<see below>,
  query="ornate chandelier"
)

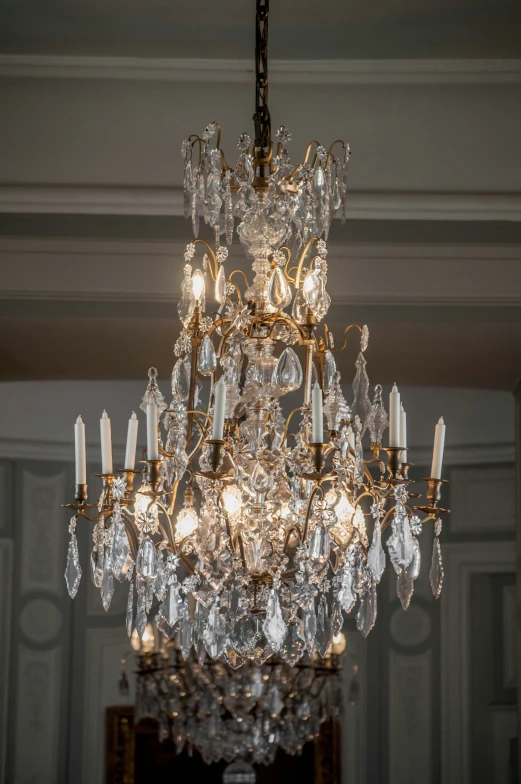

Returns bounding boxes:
[127,628,346,772]
[64,0,448,665]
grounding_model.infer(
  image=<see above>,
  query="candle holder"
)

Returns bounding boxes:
[401,462,414,481]
[74,483,88,505]
[384,447,405,482]
[144,460,163,492]
[308,442,327,473]
[414,477,450,516]
[207,439,225,473]
[118,469,141,499]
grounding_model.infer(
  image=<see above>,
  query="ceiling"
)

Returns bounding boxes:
[1,0,521,58]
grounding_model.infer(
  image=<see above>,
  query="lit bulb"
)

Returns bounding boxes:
[335,494,355,525]
[222,485,242,517]
[303,269,320,306]
[141,622,155,653]
[192,268,205,302]
[331,632,346,656]
[134,484,158,523]
[353,506,365,528]
[176,505,199,541]
[279,502,291,520]
[130,628,141,652]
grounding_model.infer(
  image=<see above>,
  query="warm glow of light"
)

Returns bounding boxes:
[176,506,199,541]
[130,628,141,652]
[192,268,205,301]
[331,632,347,655]
[303,270,316,302]
[326,488,354,525]
[222,485,242,517]
[141,622,155,653]
[135,484,158,522]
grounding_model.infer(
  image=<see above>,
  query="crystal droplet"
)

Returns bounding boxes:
[177,264,195,327]
[126,582,134,637]
[65,534,82,599]
[352,352,371,429]
[136,536,157,580]
[314,166,326,199]
[198,334,217,376]
[291,286,307,324]
[263,589,287,652]
[309,525,331,565]
[251,461,272,493]
[203,600,229,659]
[430,537,443,599]
[281,622,305,666]
[268,266,292,309]
[161,583,184,628]
[406,538,421,581]
[304,602,317,655]
[367,520,386,582]
[387,509,415,574]
[135,591,147,638]
[171,358,191,401]
[272,347,303,394]
[215,265,227,304]
[356,581,377,638]
[331,601,343,636]
[154,555,167,601]
[338,564,356,613]
[111,521,132,582]
[101,551,115,612]
[397,570,414,610]
[316,594,331,657]
[90,546,104,588]
[323,350,337,393]
[180,602,193,659]
[268,683,284,717]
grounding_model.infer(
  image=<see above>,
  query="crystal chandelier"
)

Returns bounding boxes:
[126,627,346,774]
[64,0,449,663]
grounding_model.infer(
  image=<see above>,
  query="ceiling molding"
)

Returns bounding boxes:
[0,55,520,85]
[0,184,519,222]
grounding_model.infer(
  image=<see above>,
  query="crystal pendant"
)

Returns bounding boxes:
[397,570,414,610]
[304,603,317,655]
[267,683,284,717]
[387,511,415,574]
[111,521,133,582]
[126,582,134,637]
[338,564,356,613]
[136,536,157,581]
[135,591,147,638]
[406,537,421,581]
[215,265,227,304]
[356,581,377,638]
[281,622,305,666]
[263,590,287,652]
[160,582,184,628]
[367,520,386,582]
[316,595,331,657]
[180,602,193,659]
[323,351,337,393]
[154,555,167,601]
[291,286,307,324]
[366,384,389,446]
[203,600,229,659]
[331,601,343,636]
[430,538,443,599]
[309,525,331,565]
[101,551,115,612]
[351,352,371,430]
[267,267,292,309]
[178,263,196,327]
[198,334,217,376]
[90,546,104,588]
[272,347,303,395]
[171,358,191,401]
[65,534,82,599]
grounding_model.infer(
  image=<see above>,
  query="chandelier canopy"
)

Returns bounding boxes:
[64,0,448,667]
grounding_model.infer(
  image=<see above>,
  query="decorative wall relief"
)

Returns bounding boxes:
[21,469,67,596]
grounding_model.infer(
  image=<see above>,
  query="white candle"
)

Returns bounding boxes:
[100,410,113,474]
[431,417,446,479]
[311,382,324,443]
[146,402,159,460]
[124,411,139,470]
[212,377,227,440]
[74,415,86,484]
[400,403,407,462]
[389,384,400,447]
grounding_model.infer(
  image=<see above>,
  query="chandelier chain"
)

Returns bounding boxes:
[253,0,271,157]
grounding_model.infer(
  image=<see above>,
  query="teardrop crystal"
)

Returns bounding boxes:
[101,551,115,612]
[263,590,287,652]
[198,334,217,376]
[136,536,157,581]
[215,265,227,304]
[304,602,317,655]
[281,622,305,666]
[171,358,191,401]
[268,267,292,309]
[65,534,82,599]
[309,525,331,565]
[126,582,134,637]
[291,286,307,324]
[323,350,337,392]
[356,581,377,638]
[272,347,303,395]
[90,546,104,588]
[406,538,421,581]
[316,594,331,657]
[430,537,443,599]
[397,570,414,610]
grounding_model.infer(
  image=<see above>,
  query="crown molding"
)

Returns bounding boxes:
[0,55,520,85]
[0,184,519,222]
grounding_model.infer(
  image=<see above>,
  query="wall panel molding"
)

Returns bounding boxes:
[451,466,516,533]
[0,540,13,784]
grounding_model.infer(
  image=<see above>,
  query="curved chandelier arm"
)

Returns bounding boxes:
[325,140,348,169]
[330,323,363,354]
[294,236,322,289]
[193,239,219,281]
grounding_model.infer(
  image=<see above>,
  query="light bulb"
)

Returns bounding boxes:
[135,484,158,524]
[331,632,346,655]
[130,628,141,652]
[192,268,205,302]
[222,485,242,517]
[176,505,199,541]
[303,269,319,305]
[141,622,155,653]
[335,494,355,525]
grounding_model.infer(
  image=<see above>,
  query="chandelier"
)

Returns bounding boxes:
[63,0,449,665]
[126,627,346,775]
